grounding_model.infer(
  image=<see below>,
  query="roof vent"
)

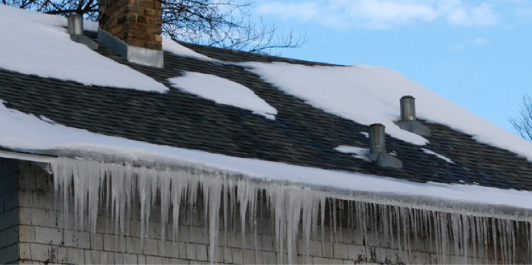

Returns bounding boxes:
[67,14,84,35]
[368,124,403,169]
[67,14,98,50]
[396,96,431,137]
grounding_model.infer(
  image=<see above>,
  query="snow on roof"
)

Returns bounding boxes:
[1,102,532,211]
[0,4,167,92]
[168,72,277,119]
[334,145,371,162]
[241,62,532,162]
[162,38,217,62]
[422,148,455,164]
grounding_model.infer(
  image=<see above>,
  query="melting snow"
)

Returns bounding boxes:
[169,72,277,119]
[422,148,455,164]
[0,4,167,92]
[241,62,532,162]
[334,145,371,162]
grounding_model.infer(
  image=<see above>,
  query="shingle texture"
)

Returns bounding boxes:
[1,32,532,191]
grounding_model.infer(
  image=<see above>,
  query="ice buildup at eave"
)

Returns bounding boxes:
[52,157,532,264]
[240,62,532,162]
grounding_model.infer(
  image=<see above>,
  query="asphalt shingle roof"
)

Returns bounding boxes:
[1,31,532,191]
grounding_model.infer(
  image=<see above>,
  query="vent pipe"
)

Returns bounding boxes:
[67,15,84,36]
[396,95,431,137]
[367,124,403,169]
[400,95,416,121]
[67,14,98,50]
[369,124,386,154]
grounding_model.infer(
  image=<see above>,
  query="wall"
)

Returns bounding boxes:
[0,158,19,264]
[9,159,527,264]
[99,0,163,50]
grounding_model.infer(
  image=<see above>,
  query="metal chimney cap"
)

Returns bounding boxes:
[367,123,403,169]
[400,95,416,121]
[67,14,84,36]
[369,123,386,154]
[397,95,432,137]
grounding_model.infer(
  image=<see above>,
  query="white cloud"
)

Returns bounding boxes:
[257,2,319,22]
[257,0,500,29]
[451,38,489,51]
[446,3,498,26]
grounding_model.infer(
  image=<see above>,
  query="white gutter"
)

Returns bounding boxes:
[0,149,56,163]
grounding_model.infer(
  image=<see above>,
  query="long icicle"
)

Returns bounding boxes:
[51,157,532,264]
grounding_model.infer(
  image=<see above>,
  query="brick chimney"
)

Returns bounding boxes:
[98,0,164,67]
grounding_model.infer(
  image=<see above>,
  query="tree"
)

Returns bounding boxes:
[2,0,306,54]
[509,94,532,141]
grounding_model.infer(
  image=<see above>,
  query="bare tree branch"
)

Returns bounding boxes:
[509,94,532,142]
[6,0,305,54]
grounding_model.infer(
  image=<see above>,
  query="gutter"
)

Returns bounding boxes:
[2,149,532,221]
[0,149,56,173]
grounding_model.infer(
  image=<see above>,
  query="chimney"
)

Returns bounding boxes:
[367,124,403,169]
[67,14,99,50]
[396,95,431,137]
[98,0,163,68]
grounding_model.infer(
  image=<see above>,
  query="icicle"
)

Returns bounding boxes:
[51,157,532,265]
[159,168,172,256]
[207,175,222,263]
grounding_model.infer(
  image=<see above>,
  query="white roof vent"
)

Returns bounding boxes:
[396,95,431,137]
[368,124,403,169]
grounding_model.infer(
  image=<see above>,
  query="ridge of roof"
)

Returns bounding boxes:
[175,41,337,66]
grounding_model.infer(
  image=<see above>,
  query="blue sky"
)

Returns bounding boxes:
[252,0,532,134]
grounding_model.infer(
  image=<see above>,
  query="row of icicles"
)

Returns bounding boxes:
[51,157,531,264]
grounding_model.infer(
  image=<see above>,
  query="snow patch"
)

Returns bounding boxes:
[168,72,277,119]
[83,20,98,32]
[0,5,167,92]
[422,148,455,164]
[162,38,218,62]
[240,62,428,145]
[240,62,532,162]
[334,145,371,162]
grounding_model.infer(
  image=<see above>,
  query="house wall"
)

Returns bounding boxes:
[0,158,20,264]
[7,159,524,264]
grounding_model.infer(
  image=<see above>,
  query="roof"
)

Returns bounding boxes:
[2,5,532,210]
